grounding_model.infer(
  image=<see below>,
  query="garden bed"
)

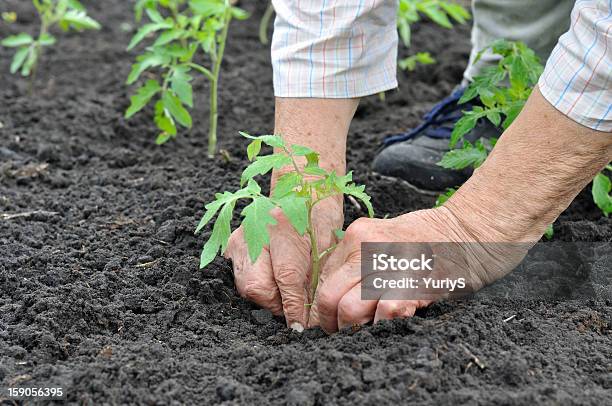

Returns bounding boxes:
[1,1,610,404]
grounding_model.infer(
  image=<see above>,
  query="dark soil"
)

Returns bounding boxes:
[1,1,610,405]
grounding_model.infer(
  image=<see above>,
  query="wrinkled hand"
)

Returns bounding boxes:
[225,194,343,331]
[308,207,532,333]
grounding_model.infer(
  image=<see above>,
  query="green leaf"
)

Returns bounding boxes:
[486,110,501,127]
[434,188,457,208]
[241,196,277,263]
[272,172,302,198]
[438,140,488,170]
[342,183,374,217]
[247,139,262,161]
[277,195,308,236]
[171,67,193,107]
[291,144,315,156]
[39,33,56,46]
[190,0,227,17]
[592,173,612,216]
[240,154,293,186]
[127,22,173,50]
[156,133,172,144]
[303,166,327,177]
[126,51,171,84]
[145,8,165,24]
[544,223,554,240]
[154,28,184,47]
[334,229,345,240]
[399,52,436,71]
[154,100,177,136]
[1,33,33,47]
[59,10,101,31]
[10,47,29,74]
[162,91,192,128]
[239,132,285,148]
[450,114,478,148]
[231,6,249,20]
[125,79,161,118]
[200,199,235,268]
[20,47,38,76]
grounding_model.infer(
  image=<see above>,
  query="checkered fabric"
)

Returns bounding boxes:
[539,0,612,132]
[271,0,612,132]
[271,0,399,98]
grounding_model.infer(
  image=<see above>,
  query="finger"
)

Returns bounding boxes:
[226,228,283,316]
[269,223,311,331]
[312,257,362,333]
[373,294,419,325]
[337,284,378,330]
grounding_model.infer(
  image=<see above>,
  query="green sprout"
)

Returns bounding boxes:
[196,132,374,301]
[125,0,248,155]
[1,0,100,92]
[438,39,611,226]
[397,0,470,71]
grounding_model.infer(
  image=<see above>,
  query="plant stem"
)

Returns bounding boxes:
[207,3,232,158]
[258,3,274,45]
[306,198,321,304]
[29,18,48,96]
[606,164,612,172]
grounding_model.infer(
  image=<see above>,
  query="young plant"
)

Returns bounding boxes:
[125,0,247,155]
[196,132,374,301]
[1,0,100,91]
[438,39,611,221]
[397,0,470,71]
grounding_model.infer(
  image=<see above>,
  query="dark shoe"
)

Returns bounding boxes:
[372,87,502,192]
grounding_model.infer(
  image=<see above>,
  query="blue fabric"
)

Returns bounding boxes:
[383,87,475,146]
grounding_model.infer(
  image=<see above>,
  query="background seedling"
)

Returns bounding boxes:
[1,0,100,93]
[196,132,374,301]
[438,39,612,225]
[125,0,247,155]
[397,0,470,72]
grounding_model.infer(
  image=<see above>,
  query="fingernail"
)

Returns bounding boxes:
[290,322,304,333]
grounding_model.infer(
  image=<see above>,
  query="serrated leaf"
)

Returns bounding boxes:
[162,91,192,128]
[277,195,308,235]
[200,199,235,268]
[241,197,277,263]
[154,100,177,136]
[239,132,285,148]
[450,114,478,148]
[240,154,293,186]
[127,22,172,50]
[125,79,161,118]
[438,140,488,170]
[343,183,374,217]
[126,51,171,84]
[1,33,33,47]
[272,172,302,198]
[171,67,193,107]
[247,139,262,161]
[592,173,612,216]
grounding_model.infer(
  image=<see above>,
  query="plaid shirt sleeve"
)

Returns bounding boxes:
[271,0,399,98]
[539,0,612,132]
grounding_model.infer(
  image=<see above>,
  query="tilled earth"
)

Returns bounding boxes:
[0,1,610,405]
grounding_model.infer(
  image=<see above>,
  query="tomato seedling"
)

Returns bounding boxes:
[196,132,374,301]
[1,0,100,92]
[125,0,247,155]
[397,0,470,71]
[438,39,611,223]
